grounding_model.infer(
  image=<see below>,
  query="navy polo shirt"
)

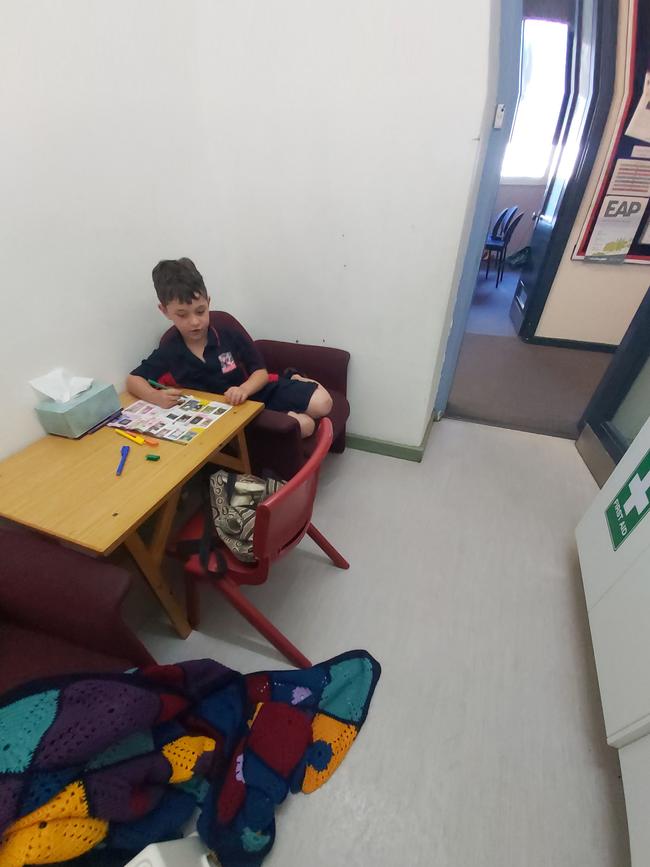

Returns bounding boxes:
[130,326,266,393]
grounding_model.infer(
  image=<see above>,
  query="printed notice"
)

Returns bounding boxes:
[584,194,649,262]
[608,158,650,197]
[625,72,650,144]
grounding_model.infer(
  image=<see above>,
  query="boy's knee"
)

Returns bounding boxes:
[307,386,333,419]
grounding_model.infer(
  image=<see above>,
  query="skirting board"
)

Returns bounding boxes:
[346,413,438,463]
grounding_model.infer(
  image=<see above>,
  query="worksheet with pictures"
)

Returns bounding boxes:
[109,395,232,444]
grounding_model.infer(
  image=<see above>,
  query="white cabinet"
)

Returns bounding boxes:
[576,423,650,614]
[588,550,650,747]
[619,736,650,866]
[576,415,650,865]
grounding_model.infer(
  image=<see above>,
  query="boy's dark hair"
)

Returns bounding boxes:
[152,257,208,305]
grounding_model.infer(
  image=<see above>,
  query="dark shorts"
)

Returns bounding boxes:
[257,377,318,413]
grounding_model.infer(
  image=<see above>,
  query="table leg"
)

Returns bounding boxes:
[236,428,252,473]
[123,489,191,639]
[208,429,252,474]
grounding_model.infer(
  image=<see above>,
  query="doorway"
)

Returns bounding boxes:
[441,0,617,439]
[469,17,570,340]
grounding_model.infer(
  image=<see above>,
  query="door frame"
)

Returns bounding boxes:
[434,0,618,415]
[577,286,650,480]
[433,0,523,416]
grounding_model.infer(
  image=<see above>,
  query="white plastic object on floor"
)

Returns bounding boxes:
[124,835,215,867]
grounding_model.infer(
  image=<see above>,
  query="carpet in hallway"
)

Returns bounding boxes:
[466,270,520,337]
[447,333,612,438]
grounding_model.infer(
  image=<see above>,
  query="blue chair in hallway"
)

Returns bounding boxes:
[484,206,518,279]
[490,207,509,240]
[485,211,525,285]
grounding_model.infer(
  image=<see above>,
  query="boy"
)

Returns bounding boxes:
[127,258,333,437]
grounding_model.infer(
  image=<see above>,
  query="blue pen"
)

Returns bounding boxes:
[116,445,130,476]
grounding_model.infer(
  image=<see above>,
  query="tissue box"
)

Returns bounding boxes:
[35,382,121,438]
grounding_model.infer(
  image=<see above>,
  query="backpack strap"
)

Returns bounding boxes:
[175,467,227,576]
[225,470,238,503]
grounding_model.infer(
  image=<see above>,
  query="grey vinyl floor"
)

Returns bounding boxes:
[129,419,630,867]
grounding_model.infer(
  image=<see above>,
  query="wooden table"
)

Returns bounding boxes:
[0,391,263,638]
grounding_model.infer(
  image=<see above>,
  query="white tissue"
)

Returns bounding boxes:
[29,367,93,403]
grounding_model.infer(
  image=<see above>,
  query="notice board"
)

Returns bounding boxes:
[574,0,650,264]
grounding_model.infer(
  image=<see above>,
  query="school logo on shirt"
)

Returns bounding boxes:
[218,352,237,374]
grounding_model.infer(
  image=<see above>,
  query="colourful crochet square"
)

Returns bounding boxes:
[0,651,380,867]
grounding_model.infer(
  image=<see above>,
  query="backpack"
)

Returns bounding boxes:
[210,470,284,563]
[177,469,284,575]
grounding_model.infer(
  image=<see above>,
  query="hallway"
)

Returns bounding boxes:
[448,269,612,438]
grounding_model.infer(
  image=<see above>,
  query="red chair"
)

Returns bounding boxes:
[175,418,349,668]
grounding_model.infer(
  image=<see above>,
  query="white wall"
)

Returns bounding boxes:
[0,0,494,458]
[535,0,649,345]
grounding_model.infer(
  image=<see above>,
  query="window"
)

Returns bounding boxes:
[501,19,570,180]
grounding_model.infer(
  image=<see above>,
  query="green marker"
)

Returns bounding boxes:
[147,378,167,390]
[146,454,161,462]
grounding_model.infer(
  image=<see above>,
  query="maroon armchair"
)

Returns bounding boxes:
[161,311,351,479]
[0,530,154,696]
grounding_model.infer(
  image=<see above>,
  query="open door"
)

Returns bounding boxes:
[510,0,618,338]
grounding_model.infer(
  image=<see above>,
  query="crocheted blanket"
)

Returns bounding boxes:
[0,651,380,867]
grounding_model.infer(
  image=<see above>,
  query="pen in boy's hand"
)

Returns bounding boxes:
[147,378,168,390]
[156,389,184,409]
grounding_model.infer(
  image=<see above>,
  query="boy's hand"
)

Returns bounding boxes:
[151,388,183,409]
[224,386,247,406]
